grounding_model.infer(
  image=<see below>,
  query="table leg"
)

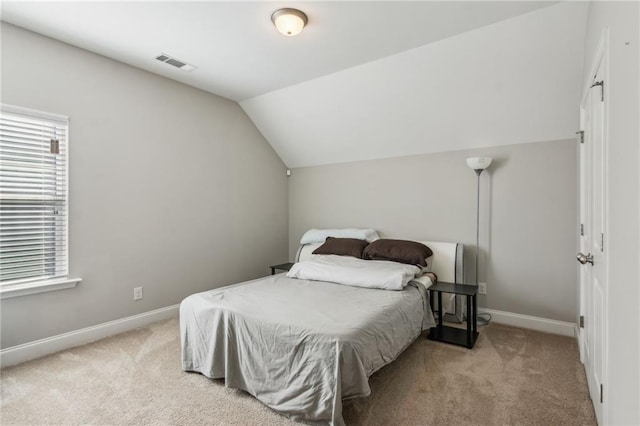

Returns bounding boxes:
[437,291,443,338]
[466,295,472,348]
[429,289,434,311]
[473,293,478,333]
[271,268,275,275]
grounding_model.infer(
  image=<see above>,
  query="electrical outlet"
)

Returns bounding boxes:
[133,286,143,301]
[478,282,487,295]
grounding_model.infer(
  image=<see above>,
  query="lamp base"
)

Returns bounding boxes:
[475,312,492,326]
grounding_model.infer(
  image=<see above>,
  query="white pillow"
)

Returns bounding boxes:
[300,228,380,245]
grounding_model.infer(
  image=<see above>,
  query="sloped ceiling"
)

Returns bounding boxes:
[240,2,588,167]
[0,1,556,101]
[1,2,587,168]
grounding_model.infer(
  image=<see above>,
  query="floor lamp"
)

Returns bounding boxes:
[466,156,492,325]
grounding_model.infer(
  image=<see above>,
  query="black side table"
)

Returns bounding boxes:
[428,282,479,349]
[270,262,294,275]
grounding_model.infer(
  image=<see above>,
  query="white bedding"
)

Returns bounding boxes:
[287,254,421,290]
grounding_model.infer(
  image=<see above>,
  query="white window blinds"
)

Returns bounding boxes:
[0,105,69,285]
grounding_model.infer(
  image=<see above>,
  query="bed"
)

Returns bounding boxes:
[180,239,463,425]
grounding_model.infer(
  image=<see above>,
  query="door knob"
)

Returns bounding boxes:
[577,252,594,265]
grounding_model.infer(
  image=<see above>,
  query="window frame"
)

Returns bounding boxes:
[0,104,81,299]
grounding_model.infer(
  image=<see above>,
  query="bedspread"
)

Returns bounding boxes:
[180,273,434,425]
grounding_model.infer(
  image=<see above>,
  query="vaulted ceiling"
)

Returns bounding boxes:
[241,2,588,167]
[1,1,587,168]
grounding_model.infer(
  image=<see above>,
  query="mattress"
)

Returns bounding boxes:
[180,273,434,425]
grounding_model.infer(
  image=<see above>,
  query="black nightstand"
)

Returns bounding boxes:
[270,262,294,275]
[428,282,478,349]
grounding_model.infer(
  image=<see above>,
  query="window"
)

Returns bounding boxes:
[0,104,77,296]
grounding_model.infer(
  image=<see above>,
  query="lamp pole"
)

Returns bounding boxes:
[475,168,482,286]
[466,156,492,326]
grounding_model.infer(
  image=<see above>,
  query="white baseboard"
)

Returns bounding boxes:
[478,307,576,337]
[0,304,180,368]
[576,324,585,363]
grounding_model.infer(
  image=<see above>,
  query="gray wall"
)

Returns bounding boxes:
[289,140,578,322]
[0,23,288,348]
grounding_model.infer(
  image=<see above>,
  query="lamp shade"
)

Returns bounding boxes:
[466,157,492,171]
[271,8,308,36]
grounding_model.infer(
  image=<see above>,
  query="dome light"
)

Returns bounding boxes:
[271,8,308,37]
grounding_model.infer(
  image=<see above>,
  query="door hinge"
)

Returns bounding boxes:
[576,130,584,144]
[580,224,584,236]
[591,80,604,102]
[601,233,604,252]
[579,315,584,328]
[600,384,603,403]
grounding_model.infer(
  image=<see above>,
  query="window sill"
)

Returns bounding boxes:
[0,278,82,299]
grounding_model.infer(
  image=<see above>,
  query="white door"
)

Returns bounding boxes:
[578,50,608,425]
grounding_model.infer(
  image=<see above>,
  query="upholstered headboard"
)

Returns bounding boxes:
[295,240,464,284]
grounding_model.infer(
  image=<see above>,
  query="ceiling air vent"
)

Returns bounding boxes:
[155,53,196,71]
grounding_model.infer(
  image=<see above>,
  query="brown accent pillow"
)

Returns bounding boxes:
[312,237,369,258]
[362,239,433,267]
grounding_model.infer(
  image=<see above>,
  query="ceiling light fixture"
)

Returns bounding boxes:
[271,8,308,37]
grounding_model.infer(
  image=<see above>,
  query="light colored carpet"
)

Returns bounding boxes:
[1,318,595,425]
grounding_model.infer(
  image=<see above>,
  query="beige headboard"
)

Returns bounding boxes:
[295,240,464,284]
